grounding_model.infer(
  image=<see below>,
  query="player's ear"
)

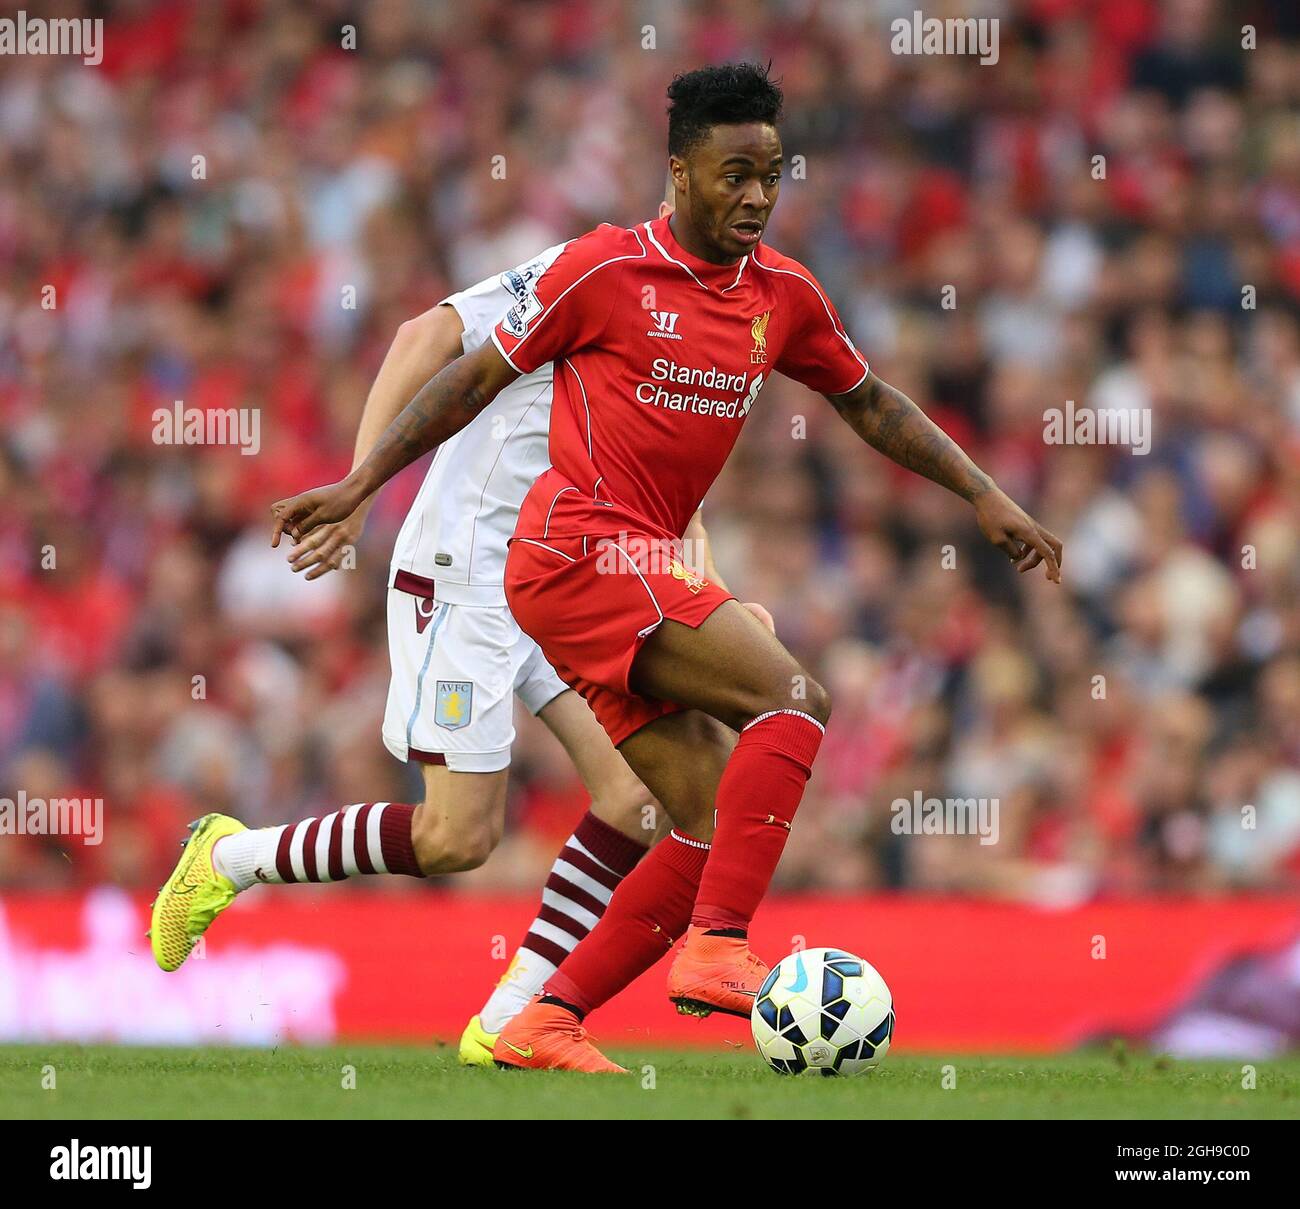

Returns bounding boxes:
[668,157,687,200]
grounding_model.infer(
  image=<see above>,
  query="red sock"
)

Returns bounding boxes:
[544,829,709,1016]
[376,803,422,876]
[692,709,824,932]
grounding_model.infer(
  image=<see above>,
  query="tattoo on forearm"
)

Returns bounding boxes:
[836,375,994,502]
[354,361,491,492]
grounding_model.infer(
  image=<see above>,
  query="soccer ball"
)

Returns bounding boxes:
[751,947,894,1076]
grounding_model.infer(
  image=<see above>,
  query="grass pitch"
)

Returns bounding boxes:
[2,1044,1298,1119]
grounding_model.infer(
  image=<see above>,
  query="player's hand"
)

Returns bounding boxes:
[285,510,367,581]
[742,601,776,633]
[973,488,1063,583]
[270,480,366,547]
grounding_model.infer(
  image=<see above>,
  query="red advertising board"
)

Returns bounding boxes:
[1,889,1296,1052]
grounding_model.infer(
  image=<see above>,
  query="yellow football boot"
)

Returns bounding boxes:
[149,813,246,971]
[458,1015,500,1067]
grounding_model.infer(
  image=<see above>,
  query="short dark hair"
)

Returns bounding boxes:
[666,62,783,158]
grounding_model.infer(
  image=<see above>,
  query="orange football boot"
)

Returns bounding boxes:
[667,925,769,1018]
[492,999,628,1074]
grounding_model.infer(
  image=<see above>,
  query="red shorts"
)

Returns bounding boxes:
[504,529,734,746]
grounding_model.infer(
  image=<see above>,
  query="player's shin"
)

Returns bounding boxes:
[212,801,424,888]
[691,708,824,932]
[477,810,648,1033]
[539,828,709,1016]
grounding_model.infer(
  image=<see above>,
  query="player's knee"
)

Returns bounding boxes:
[591,769,655,836]
[410,802,498,875]
[413,821,496,874]
[436,827,496,872]
[747,672,831,728]
[798,676,832,726]
[408,806,443,875]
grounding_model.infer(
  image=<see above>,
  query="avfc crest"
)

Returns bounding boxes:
[435,681,473,730]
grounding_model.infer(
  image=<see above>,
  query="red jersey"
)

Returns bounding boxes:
[492,215,869,543]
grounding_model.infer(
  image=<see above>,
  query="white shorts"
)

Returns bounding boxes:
[382,587,568,773]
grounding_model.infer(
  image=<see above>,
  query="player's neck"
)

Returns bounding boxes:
[666,212,742,268]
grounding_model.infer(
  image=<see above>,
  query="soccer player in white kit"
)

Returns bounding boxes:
[149,193,768,1065]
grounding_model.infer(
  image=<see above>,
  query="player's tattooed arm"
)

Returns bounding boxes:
[271,342,518,544]
[351,341,515,494]
[287,304,468,579]
[828,372,1063,582]
[829,372,993,501]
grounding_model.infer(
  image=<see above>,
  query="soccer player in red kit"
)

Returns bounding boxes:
[271,63,1062,1073]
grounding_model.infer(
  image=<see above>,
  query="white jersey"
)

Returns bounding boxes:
[389,243,568,606]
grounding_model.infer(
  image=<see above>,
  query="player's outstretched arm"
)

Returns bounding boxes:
[827,371,1063,582]
[287,304,468,579]
[271,340,518,545]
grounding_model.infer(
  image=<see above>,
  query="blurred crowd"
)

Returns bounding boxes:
[3,0,1300,901]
